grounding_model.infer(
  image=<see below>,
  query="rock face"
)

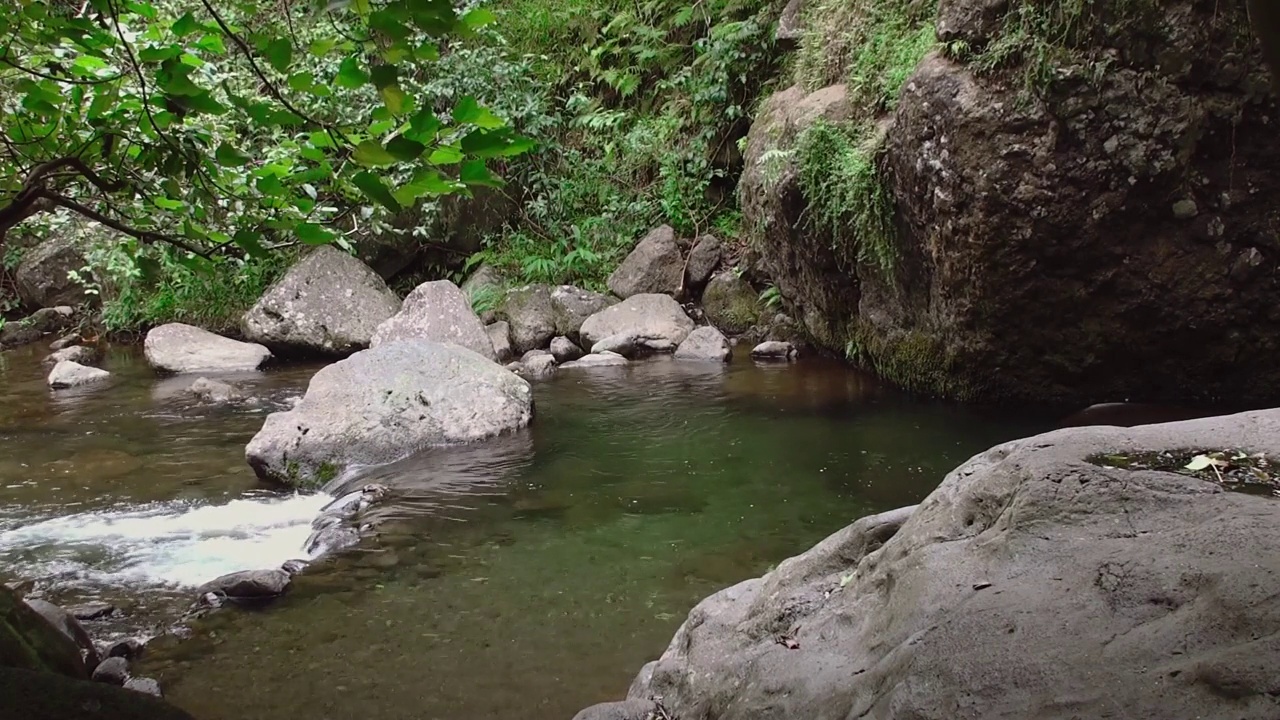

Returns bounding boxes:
[742,0,1280,403]
[701,271,760,335]
[47,361,111,389]
[674,326,731,363]
[245,340,532,487]
[370,281,494,360]
[241,246,400,356]
[14,235,89,309]
[0,587,86,678]
[144,324,271,374]
[606,410,1280,720]
[579,294,695,351]
[607,225,684,299]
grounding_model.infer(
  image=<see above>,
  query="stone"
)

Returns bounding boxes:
[241,246,400,356]
[69,603,117,622]
[0,306,75,349]
[195,569,291,604]
[750,341,796,360]
[571,699,660,720]
[1173,198,1199,219]
[549,336,584,363]
[775,0,804,45]
[497,285,556,354]
[49,333,82,351]
[606,410,1280,720]
[0,667,194,719]
[674,326,732,363]
[189,377,244,404]
[91,656,129,686]
[701,272,760,335]
[550,286,615,342]
[685,234,723,290]
[486,321,514,363]
[246,340,533,487]
[370,280,495,360]
[123,676,163,697]
[42,345,98,367]
[47,361,111,389]
[24,598,99,672]
[607,225,685,299]
[579,294,695,351]
[14,234,89,308]
[590,333,640,358]
[0,587,86,678]
[105,639,144,661]
[144,323,271,374]
[560,351,628,369]
[521,352,557,378]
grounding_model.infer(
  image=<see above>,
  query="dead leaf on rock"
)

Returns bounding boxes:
[776,635,800,650]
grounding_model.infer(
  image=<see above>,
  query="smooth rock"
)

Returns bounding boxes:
[702,271,760,335]
[579,294,694,350]
[674,326,732,363]
[69,603,117,622]
[560,351,628,369]
[49,333,82,351]
[0,587,86,678]
[24,598,99,671]
[607,225,684,299]
[572,699,660,720]
[549,336,584,363]
[195,569,291,604]
[750,340,796,360]
[521,353,558,378]
[106,638,145,660]
[550,285,615,342]
[241,246,400,356]
[245,340,533,487]
[47,361,111,389]
[685,234,723,290]
[486,321,515,363]
[371,281,495,360]
[189,377,243,404]
[123,676,163,697]
[43,345,97,367]
[144,323,271,374]
[91,656,129,686]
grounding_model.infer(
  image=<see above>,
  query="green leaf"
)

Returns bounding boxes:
[288,72,315,92]
[369,64,398,89]
[172,91,226,115]
[138,45,182,63]
[264,38,293,73]
[255,175,287,196]
[393,169,458,204]
[308,38,338,56]
[335,56,368,88]
[460,159,503,188]
[171,12,201,37]
[385,136,425,161]
[233,230,269,258]
[351,140,397,167]
[153,197,185,210]
[215,142,251,167]
[296,222,336,244]
[380,85,408,114]
[452,96,504,129]
[427,145,463,165]
[352,171,402,212]
[461,8,496,29]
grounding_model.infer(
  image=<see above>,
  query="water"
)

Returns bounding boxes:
[0,341,1053,718]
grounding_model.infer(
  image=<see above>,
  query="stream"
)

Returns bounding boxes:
[0,341,1053,719]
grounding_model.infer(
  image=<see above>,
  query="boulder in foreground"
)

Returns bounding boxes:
[144,323,271,374]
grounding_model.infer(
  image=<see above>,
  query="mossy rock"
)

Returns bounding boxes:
[0,587,85,678]
[702,272,761,335]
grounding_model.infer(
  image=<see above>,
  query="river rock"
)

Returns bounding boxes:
[461,264,506,324]
[47,360,111,389]
[24,599,99,672]
[49,333,81,351]
[685,234,723,291]
[43,345,98,367]
[196,569,291,604]
[550,286,615,342]
[0,667,194,719]
[674,326,731,363]
[579,294,694,351]
[15,234,89,308]
[0,306,75,349]
[549,336,583,363]
[571,699,660,720]
[610,410,1280,720]
[750,340,796,360]
[105,638,144,661]
[560,351,628,369]
[702,272,760,335]
[123,676,163,697]
[520,352,557,379]
[607,225,684,299]
[590,333,640,358]
[241,246,400,356]
[189,377,244,404]
[486,321,514,362]
[144,323,271,374]
[246,340,532,487]
[69,603,117,622]
[370,281,494,360]
[0,587,86,678]
[91,656,129,686]
[498,285,556,353]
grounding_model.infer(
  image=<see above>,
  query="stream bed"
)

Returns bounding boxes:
[0,341,1053,719]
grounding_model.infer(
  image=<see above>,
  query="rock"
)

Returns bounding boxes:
[0,306,75,349]
[105,638,144,661]
[521,352,557,378]
[195,569,291,604]
[497,285,556,354]
[144,323,271,374]
[69,603,117,622]
[91,656,129,686]
[241,246,400,356]
[550,286,615,342]
[674,326,732,363]
[0,587,86,678]
[571,699,660,720]
[701,272,760,335]
[607,225,684,299]
[549,336,584,363]
[24,599,99,672]
[49,333,82,351]
[461,264,507,324]
[611,410,1280,720]
[42,345,97,367]
[486,321,514,363]
[0,667,194,719]
[750,341,796,360]
[579,294,695,351]
[14,234,89,308]
[245,340,533,487]
[560,351,628,369]
[775,0,804,45]
[685,234,723,290]
[1172,198,1199,220]
[47,361,111,389]
[189,377,244,404]
[370,280,495,360]
[123,676,163,697]
[590,333,640,358]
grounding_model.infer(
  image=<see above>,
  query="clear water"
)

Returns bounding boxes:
[0,341,1053,718]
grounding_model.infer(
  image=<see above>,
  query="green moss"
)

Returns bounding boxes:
[795,0,938,102]
[315,462,339,485]
[845,325,983,401]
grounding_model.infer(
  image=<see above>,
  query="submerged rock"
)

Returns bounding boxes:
[144,323,271,374]
[560,351,628,369]
[245,340,532,487]
[189,377,244,404]
[607,225,685,299]
[371,280,494,360]
[579,294,694,351]
[241,246,400,356]
[47,361,111,389]
[42,345,98,367]
[674,326,732,363]
[196,569,291,605]
[606,410,1280,720]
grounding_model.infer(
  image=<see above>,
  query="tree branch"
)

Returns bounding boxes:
[37,190,210,257]
[0,54,123,85]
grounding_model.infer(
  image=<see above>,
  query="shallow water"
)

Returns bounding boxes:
[0,341,1052,718]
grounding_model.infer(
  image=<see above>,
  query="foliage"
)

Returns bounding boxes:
[795,0,936,99]
[759,284,781,310]
[466,281,502,316]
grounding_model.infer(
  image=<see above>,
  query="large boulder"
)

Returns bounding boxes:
[0,667,195,720]
[701,271,760,335]
[241,246,400,356]
[607,225,685,299]
[674,326,732,363]
[370,281,494,360]
[607,410,1280,719]
[0,587,86,678]
[144,323,271,374]
[685,234,723,291]
[23,600,98,671]
[579,294,695,350]
[550,286,615,343]
[14,235,89,309]
[245,340,532,487]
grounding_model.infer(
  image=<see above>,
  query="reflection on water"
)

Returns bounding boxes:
[1,342,1053,720]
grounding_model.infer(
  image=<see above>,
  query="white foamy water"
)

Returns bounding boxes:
[0,493,332,589]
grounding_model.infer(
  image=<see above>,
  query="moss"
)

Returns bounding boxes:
[845,325,983,401]
[315,462,339,485]
[795,0,938,101]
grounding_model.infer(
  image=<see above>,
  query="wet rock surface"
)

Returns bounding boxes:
[579,294,694,351]
[47,360,111,389]
[674,326,731,363]
[144,324,271,374]
[0,667,194,719]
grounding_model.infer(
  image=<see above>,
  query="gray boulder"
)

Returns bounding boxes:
[43,345,98,367]
[751,340,796,360]
[499,285,557,354]
[590,333,641,358]
[370,281,494,360]
[486,321,514,363]
[245,340,532,487]
[520,352,557,379]
[24,599,99,672]
[241,246,400,356]
[47,361,111,389]
[549,336,584,363]
[579,294,694,351]
[702,271,760,335]
[674,326,732,363]
[91,656,129,686]
[572,699,660,720]
[49,333,81,351]
[607,225,685,299]
[685,234,723,290]
[123,676,163,697]
[0,306,74,349]
[613,410,1280,720]
[15,235,89,308]
[144,323,271,374]
[560,351,628,369]
[189,377,244,404]
[550,285,615,342]
[196,569,291,604]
